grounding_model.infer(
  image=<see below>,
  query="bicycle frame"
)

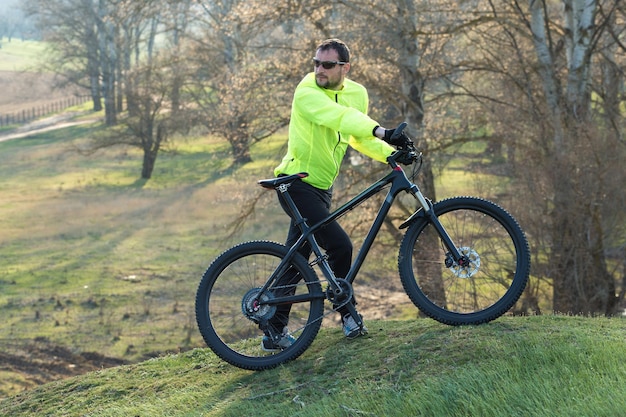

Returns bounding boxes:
[257,164,464,310]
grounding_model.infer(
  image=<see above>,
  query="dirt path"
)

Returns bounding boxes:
[0,112,98,142]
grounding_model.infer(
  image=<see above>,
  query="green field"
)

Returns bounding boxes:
[0,39,47,71]
[0,122,294,394]
[0,98,624,417]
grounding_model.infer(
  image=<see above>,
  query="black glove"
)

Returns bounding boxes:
[383,128,409,146]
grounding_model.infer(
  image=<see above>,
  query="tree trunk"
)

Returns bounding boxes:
[230,136,252,164]
[83,0,102,112]
[141,149,157,179]
[116,32,124,114]
[102,59,116,126]
[97,0,117,126]
[550,122,618,315]
[396,0,447,308]
[141,122,166,179]
[551,195,619,314]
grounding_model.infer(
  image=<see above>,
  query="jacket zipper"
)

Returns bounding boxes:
[332,93,341,181]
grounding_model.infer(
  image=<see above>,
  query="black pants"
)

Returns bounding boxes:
[270,179,354,331]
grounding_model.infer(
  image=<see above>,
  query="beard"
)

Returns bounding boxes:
[316,75,341,90]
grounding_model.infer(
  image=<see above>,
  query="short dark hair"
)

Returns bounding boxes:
[316,39,350,63]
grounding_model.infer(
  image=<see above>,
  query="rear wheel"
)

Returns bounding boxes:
[398,197,530,325]
[195,241,324,370]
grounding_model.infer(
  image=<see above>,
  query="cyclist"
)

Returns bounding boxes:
[265,38,400,351]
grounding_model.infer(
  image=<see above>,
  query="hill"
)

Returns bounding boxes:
[1,316,626,416]
[3,108,624,408]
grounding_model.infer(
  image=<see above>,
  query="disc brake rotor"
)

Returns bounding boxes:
[448,247,481,278]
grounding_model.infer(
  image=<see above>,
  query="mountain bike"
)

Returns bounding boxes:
[195,123,531,370]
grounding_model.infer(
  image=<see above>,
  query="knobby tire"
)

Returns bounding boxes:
[195,241,324,370]
[398,197,530,325]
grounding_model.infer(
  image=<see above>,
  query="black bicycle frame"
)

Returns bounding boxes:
[258,165,463,306]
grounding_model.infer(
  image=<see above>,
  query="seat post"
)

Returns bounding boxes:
[277,183,309,234]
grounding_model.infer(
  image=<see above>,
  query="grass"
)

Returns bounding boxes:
[1,315,625,416]
[0,124,289,388]
[0,39,48,71]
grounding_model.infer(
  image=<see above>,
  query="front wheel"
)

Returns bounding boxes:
[195,241,324,370]
[398,197,530,325]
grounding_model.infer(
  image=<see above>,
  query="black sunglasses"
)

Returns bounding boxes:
[312,58,347,69]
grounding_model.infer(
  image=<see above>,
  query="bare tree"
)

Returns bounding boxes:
[24,0,167,124]
[22,0,101,110]
[184,0,293,164]
[84,51,186,179]
[94,0,118,125]
[126,59,172,179]
[504,0,625,315]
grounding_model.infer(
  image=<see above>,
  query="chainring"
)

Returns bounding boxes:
[325,278,353,308]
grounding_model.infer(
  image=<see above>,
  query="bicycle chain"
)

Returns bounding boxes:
[267,278,353,334]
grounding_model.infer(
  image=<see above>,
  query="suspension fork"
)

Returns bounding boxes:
[408,183,465,263]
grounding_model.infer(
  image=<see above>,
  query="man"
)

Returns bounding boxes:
[263,38,399,352]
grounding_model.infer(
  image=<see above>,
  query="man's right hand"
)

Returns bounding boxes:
[383,128,409,146]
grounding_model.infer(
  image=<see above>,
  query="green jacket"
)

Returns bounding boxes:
[275,73,394,190]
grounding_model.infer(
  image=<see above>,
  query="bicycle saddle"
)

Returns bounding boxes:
[258,172,309,189]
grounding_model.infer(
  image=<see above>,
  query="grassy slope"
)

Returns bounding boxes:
[1,115,484,388]
[0,39,46,71]
[0,121,500,361]
[1,316,626,417]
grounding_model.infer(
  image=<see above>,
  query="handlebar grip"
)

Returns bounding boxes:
[390,122,407,141]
